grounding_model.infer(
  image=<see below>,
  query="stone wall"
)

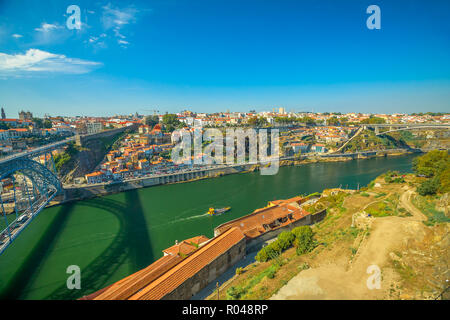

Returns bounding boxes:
[245,209,327,253]
[75,124,138,147]
[62,163,256,202]
[162,237,246,300]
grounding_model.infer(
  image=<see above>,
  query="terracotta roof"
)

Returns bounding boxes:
[216,196,309,238]
[128,227,245,300]
[92,254,182,300]
[86,171,104,177]
[162,235,209,257]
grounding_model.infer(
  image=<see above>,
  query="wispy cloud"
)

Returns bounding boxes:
[0,49,102,78]
[12,34,23,38]
[32,22,70,45]
[102,3,138,29]
[34,22,63,33]
[98,3,142,47]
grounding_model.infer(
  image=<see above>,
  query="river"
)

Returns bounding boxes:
[0,154,416,300]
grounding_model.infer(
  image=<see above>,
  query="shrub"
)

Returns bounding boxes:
[256,242,279,262]
[438,167,450,193]
[277,231,295,250]
[417,177,439,196]
[360,192,370,197]
[292,226,315,255]
[255,238,285,262]
[266,269,276,279]
[255,247,269,262]
[235,267,243,275]
[413,150,448,178]
[226,286,243,300]
[269,240,282,253]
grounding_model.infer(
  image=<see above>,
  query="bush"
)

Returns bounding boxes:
[292,226,316,255]
[438,167,450,193]
[235,267,243,275]
[417,177,439,196]
[413,150,448,178]
[226,286,243,300]
[360,192,370,197]
[255,238,284,262]
[266,269,276,279]
[255,247,269,262]
[277,231,295,250]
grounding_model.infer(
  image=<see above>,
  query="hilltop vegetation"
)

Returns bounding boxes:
[413,150,449,195]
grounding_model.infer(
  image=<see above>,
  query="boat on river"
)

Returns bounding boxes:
[207,207,231,216]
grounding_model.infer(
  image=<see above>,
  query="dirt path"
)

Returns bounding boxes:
[399,189,427,222]
[271,188,428,300]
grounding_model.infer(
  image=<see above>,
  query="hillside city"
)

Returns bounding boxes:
[0,107,448,186]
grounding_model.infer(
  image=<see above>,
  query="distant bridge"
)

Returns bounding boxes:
[362,123,450,135]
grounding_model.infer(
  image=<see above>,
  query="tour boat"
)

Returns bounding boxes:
[207,207,231,216]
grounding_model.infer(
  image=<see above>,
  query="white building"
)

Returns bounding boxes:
[86,122,104,134]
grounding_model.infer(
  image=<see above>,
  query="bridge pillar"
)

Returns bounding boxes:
[374,127,380,135]
[75,135,84,147]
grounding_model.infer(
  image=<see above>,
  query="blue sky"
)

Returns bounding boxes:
[0,0,449,117]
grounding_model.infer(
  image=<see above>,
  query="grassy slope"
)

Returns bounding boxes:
[208,173,449,300]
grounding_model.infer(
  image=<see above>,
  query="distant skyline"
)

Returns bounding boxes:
[0,0,449,117]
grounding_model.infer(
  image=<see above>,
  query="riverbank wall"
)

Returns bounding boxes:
[60,163,256,204]
[55,148,418,205]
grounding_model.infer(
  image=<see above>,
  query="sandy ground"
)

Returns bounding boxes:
[271,188,429,300]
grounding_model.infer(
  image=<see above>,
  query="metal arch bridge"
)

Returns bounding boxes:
[0,138,74,255]
[361,123,450,136]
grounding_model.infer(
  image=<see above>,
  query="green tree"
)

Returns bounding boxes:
[413,150,449,178]
[417,177,440,196]
[438,167,450,193]
[32,118,43,129]
[162,114,184,132]
[297,116,316,125]
[327,116,340,126]
[43,119,52,129]
[292,226,315,255]
[247,116,269,127]
[360,116,386,124]
[144,115,159,127]
[277,231,295,250]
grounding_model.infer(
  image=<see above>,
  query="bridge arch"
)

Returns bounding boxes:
[0,158,62,196]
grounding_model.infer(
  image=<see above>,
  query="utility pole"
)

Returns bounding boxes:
[216,282,219,300]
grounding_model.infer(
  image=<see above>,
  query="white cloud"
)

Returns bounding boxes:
[12,34,23,38]
[0,49,102,77]
[100,3,140,46]
[34,23,62,32]
[32,22,69,45]
[102,4,138,29]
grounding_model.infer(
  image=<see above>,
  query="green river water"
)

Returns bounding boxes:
[0,154,416,299]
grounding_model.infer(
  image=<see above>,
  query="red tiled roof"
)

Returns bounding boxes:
[163,235,209,256]
[129,227,245,300]
[92,254,183,300]
[216,196,309,238]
